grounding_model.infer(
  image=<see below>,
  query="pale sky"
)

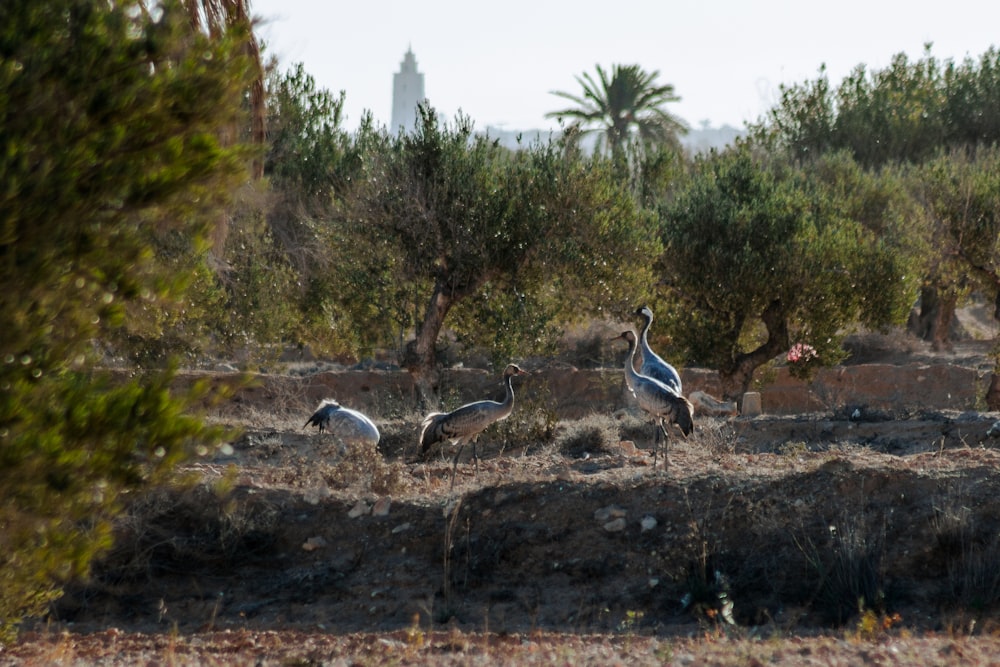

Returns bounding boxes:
[251,0,1000,133]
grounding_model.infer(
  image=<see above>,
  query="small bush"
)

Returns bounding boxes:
[555,414,620,458]
[319,441,404,495]
[616,411,655,446]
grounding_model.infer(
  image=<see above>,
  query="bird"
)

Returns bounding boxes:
[612,330,694,469]
[304,399,380,452]
[419,363,529,487]
[635,305,683,394]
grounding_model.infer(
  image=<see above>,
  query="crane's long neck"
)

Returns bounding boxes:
[501,373,516,412]
[623,338,641,387]
[638,312,654,356]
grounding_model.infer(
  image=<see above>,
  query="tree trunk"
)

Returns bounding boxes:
[986,372,1000,411]
[909,286,956,352]
[402,284,455,411]
[717,299,790,402]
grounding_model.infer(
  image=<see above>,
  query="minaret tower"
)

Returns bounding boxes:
[391,47,425,133]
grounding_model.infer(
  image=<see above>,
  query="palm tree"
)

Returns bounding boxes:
[141,0,266,261]
[177,0,266,179]
[547,64,689,159]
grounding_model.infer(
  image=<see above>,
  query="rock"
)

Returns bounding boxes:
[371,497,391,516]
[603,517,627,532]
[302,536,327,551]
[741,392,762,417]
[640,515,657,532]
[348,499,370,518]
[689,390,738,417]
[594,505,626,522]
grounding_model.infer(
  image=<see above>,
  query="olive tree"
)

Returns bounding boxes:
[0,0,253,637]
[755,46,1000,352]
[909,147,1000,406]
[343,107,660,405]
[656,144,919,399]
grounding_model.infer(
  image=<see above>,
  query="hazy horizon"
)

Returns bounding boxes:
[252,0,1000,133]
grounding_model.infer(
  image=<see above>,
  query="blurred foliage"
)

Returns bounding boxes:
[0,0,252,639]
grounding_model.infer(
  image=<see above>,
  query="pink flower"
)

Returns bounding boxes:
[787,343,818,364]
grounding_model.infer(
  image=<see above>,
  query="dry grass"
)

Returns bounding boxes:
[22,330,1000,664]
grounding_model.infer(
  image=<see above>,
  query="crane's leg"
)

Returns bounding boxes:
[450,442,466,490]
[657,420,670,470]
[651,420,661,468]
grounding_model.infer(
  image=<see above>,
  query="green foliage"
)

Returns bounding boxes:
[656,144,917,396]
[757,45,1000,168]
[212,203,303,365]
[338,108,659,382]
[0,0,251,638]
[258,63,361,360]
[547,63,689,163]
[265,62,352,210]
[914,146,1000,295]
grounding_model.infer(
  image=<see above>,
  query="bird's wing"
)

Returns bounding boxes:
[305,401,339,429]
[327,407,380,444]
[442,399,508,433]
[641,351,683,393]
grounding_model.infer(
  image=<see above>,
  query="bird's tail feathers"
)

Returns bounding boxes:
[419,412,447,455]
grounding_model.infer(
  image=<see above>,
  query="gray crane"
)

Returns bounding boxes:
[419,363,529,487]
[613,330,693,469]
[635,305,683,394]
[304,399,380,453]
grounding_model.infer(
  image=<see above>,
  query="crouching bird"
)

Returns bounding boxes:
[613,330,693,469]
[419,363,529,488]
[304,399,380,452]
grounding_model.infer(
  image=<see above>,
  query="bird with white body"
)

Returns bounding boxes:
[304,399,380,453]
[419,363,529,487]
[613,330,693,468]
[635,305,683,394]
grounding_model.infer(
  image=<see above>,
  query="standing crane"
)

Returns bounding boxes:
[613,330,693,469]
[419,363,529,487]
[304,399,380,453]
[635,305,683,394]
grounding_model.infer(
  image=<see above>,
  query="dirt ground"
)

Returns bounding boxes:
[8,330,1000,665]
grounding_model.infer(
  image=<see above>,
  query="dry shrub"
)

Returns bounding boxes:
[377,418,421,461]
[615,410,654,445]
[318,442,404,495]
[933,496,1000,611]
[91,483,280,585]
[690,418,740,456]
[493,378,558,453]
[797,513,887,625]
[555,414,620,458]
